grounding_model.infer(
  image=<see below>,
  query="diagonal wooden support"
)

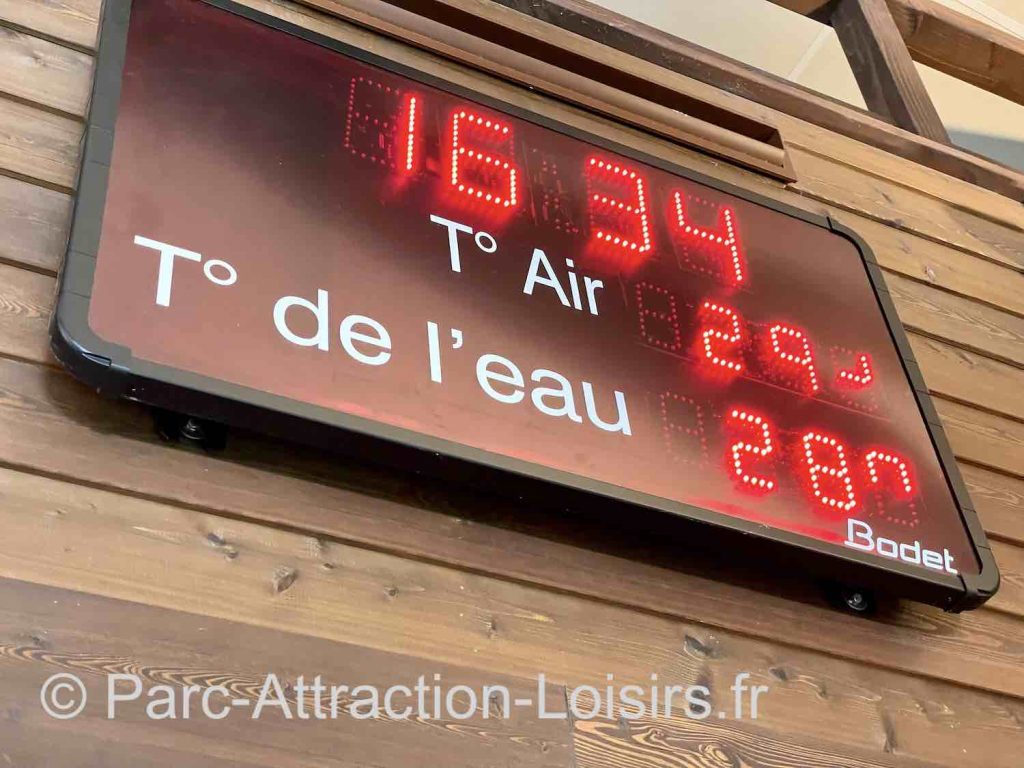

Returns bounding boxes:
[770,0,1024,108]
[889,0,1024,108]
[831,0,949,142]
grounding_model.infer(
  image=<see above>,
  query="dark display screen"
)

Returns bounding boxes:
[81,0,980,578]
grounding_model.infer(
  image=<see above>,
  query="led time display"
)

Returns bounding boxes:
[78,0,982,580]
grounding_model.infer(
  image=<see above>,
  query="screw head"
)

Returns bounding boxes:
[840,586,874,614]
[180,418,206,443]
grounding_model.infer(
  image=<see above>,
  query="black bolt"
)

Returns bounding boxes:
[180,418,207,443]
[840,586,875,614]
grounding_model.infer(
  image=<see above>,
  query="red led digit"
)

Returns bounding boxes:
[585,157,652,253]
[829,346,880,413]
[449,109,518,208]
[636,282,682,352]
[766,324,819,393]
[698,301,745,372]
[660,392,708,462]
[865,450,914,496]
[343,77,420,173]
[402,94,418,173]
[725,408,776,491]
[671,191,746,285]
[864,449,918,526]
[801,431,858,512]
[835,352,874,389]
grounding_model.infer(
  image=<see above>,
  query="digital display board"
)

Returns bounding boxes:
[55,0,997,609]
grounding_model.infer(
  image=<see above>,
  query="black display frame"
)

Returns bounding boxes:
[52,0,998,610]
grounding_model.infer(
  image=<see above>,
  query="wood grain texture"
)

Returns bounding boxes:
[789,147,1024,271]
[0,357,1022,702]
[0,577,574,768]
[834,213,1024,318]
[0,24,91,117]
[0,467,1022,766]
[988,541,1024,619]
[962,465,1024,546]
[831,0,949,142]
[909,334,1024,422]
[887,0,1024,107]
[887,272,1024,365]
[0,95,80,190]
[780,121,1024,235]
[0,723,260,768]
[0,0,99,51]
[936,397,1024,479]
[571,697,945,768]
[0,173,70,273]
[0,262,53,364]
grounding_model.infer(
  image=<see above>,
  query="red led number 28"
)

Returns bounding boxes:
[723,411,915,517]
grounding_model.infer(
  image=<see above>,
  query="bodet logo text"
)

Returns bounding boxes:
[845,519,958,575]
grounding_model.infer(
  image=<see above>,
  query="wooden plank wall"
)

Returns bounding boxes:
[0,0,1022,765]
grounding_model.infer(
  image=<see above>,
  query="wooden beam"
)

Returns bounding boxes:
[890,0,1024,107]
[830,0,950,142]
[492,0,1023,200]
[770,0,1024,107]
